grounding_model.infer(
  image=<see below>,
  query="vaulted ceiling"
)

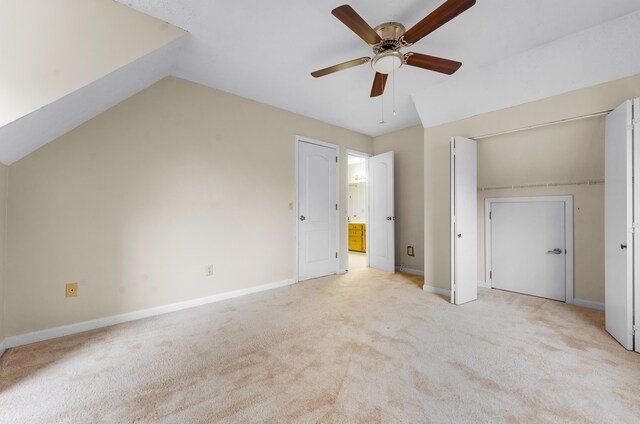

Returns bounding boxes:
[1,0,640,165]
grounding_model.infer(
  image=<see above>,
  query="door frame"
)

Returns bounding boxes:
[346,149,371,269]
[484,195,574,304]
[295,136,340,282]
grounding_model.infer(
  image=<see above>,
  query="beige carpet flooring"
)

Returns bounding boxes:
[1,268,639,423]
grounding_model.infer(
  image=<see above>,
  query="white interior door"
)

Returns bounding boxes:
[451,136,477,305]
[369,151,395,272]
[605,100,634,350]
[491,200,567,301]
[634,98,640,354]
[298,140,337,281]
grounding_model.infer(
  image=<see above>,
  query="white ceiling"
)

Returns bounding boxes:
[117,0,640,137]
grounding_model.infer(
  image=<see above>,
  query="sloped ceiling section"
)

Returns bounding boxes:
[0,0,185,165]
[413,9,640,128]
[0,38,185,165]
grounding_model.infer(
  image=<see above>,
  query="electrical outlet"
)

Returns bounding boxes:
[288,202,294,211]
[66,282,78,297]
[206,265,213,277]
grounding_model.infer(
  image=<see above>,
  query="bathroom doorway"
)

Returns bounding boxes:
[347,151,369,270]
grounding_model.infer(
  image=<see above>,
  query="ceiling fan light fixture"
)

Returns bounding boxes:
[371,51,403,75]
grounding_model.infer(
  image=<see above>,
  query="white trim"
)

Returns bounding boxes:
[573,298,605,311]
[295,136,340,281]
[396,266,424,276]
[450,138,455,304]
[485,195,575,304]
[423,284,451,297]
[346,149,371,270]
[0,339,6,358]
[4,278,295,349]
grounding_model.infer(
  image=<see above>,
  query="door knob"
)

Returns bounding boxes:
[299,215,306,221]
[621,243,627,249]
[387,216,392,220]
[546,248,562,255]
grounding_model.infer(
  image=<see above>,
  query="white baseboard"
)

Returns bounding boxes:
[573,298,605,311]
[422,284,451,297]
[396,266,424,276]
[0,338,6,358]
[5,278,296,349]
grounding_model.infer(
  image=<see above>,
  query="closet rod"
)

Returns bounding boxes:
[471,110,612,140]
[478,179,605,192]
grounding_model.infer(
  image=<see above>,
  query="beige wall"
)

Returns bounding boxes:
[5,76,372,337]
[0,164,6,344]
[424,73,640,296]
[373,125,424,272]
[477,117,604,302]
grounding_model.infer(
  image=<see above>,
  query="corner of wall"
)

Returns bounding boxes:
[0,162,8,356]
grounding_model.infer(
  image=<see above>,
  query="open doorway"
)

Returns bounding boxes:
[347,151,369,270]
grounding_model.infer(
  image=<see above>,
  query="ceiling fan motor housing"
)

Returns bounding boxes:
[371,22,406,73]
[373,22,406,46]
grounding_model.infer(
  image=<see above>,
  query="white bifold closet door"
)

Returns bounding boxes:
[369,151,395,273]
[451,136,477,305]
[605,98,637,352]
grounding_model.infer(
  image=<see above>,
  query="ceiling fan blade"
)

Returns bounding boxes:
[403,0,476,45]
[311,57,371,78]
[405,53,462,75]
[332,5,382,45]
[370,72,388,97]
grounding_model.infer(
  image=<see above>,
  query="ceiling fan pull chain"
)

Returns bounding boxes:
[380,90,385,124]
[392,67,397,116]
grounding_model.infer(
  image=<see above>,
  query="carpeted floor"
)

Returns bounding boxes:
[1,268,639,423]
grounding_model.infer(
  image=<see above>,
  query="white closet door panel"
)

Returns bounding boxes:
[451,136,477,305]
[605,100,633,350]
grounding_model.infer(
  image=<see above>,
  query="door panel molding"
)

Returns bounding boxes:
[484,195,574,304]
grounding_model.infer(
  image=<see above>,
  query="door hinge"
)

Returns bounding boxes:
[336,252,338,258]
[489,211,492,219]
[336,203,338,210]
[336,156,338,163]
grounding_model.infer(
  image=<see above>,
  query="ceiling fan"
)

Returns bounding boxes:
[311,0,476,97]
